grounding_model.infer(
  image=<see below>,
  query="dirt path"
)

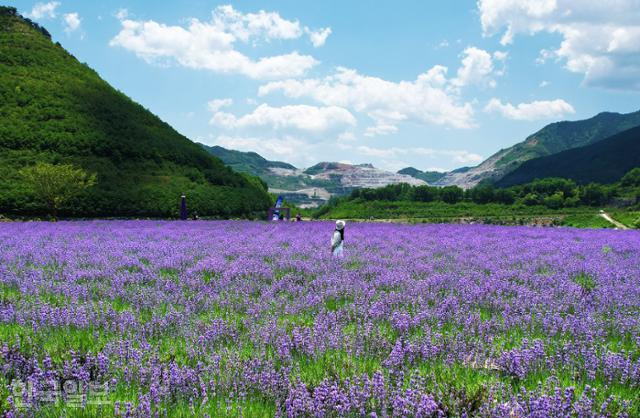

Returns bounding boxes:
[600,212,629,229]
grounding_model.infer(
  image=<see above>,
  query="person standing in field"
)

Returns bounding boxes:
[331,220,345,257]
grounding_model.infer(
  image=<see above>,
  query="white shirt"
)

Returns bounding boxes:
[331,230,343,249]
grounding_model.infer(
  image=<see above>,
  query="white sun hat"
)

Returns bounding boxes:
[335,220,346,230]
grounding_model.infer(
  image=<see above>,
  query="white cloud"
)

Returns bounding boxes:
[364,123,398,137]
[422,65,449,86]
[210,103,356,133]
[213,4,302,42]
[63,12,81,33]
[337,131,356,141]
[114,8,129,20]
[539,80,550,87]
[355,145,483,165]
[258,66,475,134]
[478,0,640,90]
[210,135,309,163]
[445,150,485,164]
[25,1,60,19]
[493,51,508,61]
[306,27,331,47]
[110,5,322,79]
[484,98,575,120]
[254,46,505,136]
[452,47,496,88]
[207,98,233,113]
[213,5,331,46]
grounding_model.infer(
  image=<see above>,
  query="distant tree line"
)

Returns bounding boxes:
[345,168,640,210]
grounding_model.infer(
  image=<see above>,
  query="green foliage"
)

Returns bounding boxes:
[560,214,613,229]
[0,12,271,218]
[543,192,565,210]
[303,162,343,176]
[314,168,640,223]
[319,172,635,220]
[579,183,610,206]
[469,184,495,204]
[521,193,540,206]
[20,162,96,219]
[410,185,439,202]
[621,167,640,187]
[350,183,414,201]
[572,272,596,292]
[316,199,593,220]
[200,144,295,175]
[608,211,640,229]
[439,186,464,204]
[397,167,446,183]
[493,188,515,204]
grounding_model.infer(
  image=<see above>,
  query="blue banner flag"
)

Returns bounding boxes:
[272,195,284,220]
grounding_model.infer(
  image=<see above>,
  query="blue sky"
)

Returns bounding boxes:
[9,0,640,171]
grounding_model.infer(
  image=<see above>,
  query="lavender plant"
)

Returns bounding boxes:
[0,221,638,416]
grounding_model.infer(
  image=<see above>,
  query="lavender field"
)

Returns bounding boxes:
[0,221,639,416]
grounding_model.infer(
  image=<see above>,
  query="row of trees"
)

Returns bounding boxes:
[8,160,272,220]
[348,168,640,209]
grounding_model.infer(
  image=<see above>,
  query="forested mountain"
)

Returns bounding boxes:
[0,7,270,217]
[436,110,640,188]
[497,125,640,187]
[200,144,296,175]
[397,167,446,184]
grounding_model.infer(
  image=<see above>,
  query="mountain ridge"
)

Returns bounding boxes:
[397,167,446,184]
[199,144,295,174]
[202,145,425,207]
[496,125,640,186]
[435,110,640,188]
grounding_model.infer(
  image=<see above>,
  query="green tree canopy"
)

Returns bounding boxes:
[20,162,96,219]
[621,167,640,187]
[440,186,464,204]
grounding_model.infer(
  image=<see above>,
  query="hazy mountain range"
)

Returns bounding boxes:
[201,145,425,207]
[434,110,640,188]
[204,109,640,206]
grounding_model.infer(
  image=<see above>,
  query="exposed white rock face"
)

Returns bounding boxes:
[307,163,426,188]
[434,150,508,189]
[267,162,426,206]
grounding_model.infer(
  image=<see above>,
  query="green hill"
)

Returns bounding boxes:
[496,125,640,187]
[0,7,270,218]
[493,110,640,167]
[436,110,640,187]
[397,167,445,184]
[199,144,296,175]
